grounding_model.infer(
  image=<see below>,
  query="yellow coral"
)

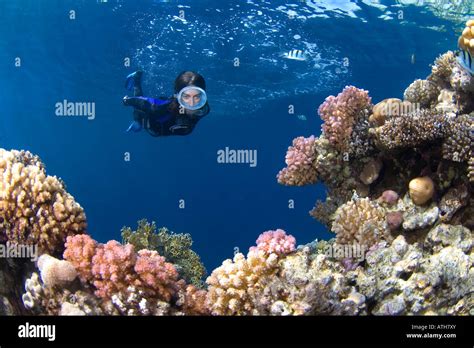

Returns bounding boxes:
[331,196,389,248]
[0,149,86,254]
[458,19,474,56]
[205,250,278,315]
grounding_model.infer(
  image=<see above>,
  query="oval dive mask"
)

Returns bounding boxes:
[176,86,207,111]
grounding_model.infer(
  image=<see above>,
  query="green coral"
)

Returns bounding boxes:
[121,219,207,288]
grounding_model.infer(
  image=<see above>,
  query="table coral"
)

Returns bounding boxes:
[0,149,87,255]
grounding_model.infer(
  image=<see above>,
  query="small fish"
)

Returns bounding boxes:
[456,49,474,75]
[283,49,307,61]
[296,114,307,121]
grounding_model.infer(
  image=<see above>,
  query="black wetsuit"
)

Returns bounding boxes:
[123,80,209,136]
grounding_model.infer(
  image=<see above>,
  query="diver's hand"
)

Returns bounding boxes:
[123,96,129,106]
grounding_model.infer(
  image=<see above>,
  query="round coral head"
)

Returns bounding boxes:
[409,176,435,205]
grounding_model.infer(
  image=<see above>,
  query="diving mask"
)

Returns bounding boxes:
[176,86,207,111]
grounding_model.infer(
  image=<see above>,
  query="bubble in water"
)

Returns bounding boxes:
[294,34,301,40]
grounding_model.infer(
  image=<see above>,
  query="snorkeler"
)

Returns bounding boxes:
[123,70,210,136]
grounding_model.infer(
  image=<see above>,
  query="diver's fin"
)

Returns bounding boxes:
[125,70,143,91]
[126,120,143,133]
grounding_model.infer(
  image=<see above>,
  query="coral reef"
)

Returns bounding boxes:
[121,219,207,288]
[273,20,473,316]
[355,224,473,315]
[0,149,87,255]
[2,20,474,318]
[20,236,209,316]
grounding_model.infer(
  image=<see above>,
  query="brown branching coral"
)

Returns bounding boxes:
[403,79,439,108]
[0,149,87,255]
[331,195,389,248]
[370,109,448,152]
[429,51,456,87]
[469,156,474,183]
[205,250,278,315]
[442,113,473,163]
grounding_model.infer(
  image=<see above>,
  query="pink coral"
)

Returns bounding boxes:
[250,229,296,256]
[63,234,98,283]
[91,240,137,299]
[277,135,318,186]
[318,86,372,152]
[134,249,180,301]
[378,190,399,206]
[64,235,182,302]
[181,285,210,315]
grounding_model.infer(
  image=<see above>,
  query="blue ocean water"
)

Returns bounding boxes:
[0,0,470,271]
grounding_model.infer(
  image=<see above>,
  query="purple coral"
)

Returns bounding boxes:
[277,135,318,186]
[250,229,296,256]
[318,86,372,152]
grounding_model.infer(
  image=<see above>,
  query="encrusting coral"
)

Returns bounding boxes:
[0,149,87,255]
[121,219,207,288]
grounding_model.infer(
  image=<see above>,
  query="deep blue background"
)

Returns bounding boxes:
[0,0,466,271]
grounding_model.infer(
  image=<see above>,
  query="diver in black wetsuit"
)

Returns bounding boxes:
[123,70,210,136]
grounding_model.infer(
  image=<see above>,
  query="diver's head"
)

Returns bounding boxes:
[174,71,207,111]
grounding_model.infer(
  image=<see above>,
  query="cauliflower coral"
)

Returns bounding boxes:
[0,149,86,254]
